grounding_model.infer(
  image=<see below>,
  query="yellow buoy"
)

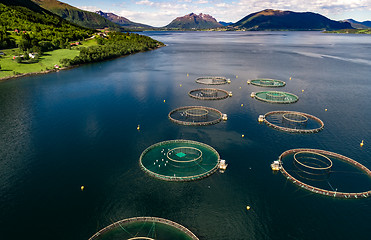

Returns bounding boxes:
[302,89,304,92]
[241,104,243,107]
[81,186,85,191]
[236,75,238,78]
[242,134,245,138]
[325,109,328,111]
[360,140,364,147]
[180,84,182,87]
[246,206,250,210]
[163,99,166,103]
[289,77,292,80]
[239,86,241,89]
[137,125,140,130]
[187,73,189,77]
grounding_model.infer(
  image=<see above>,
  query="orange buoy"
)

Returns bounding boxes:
[360,140,364,147]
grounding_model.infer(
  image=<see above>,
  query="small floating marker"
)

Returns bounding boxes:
[180,84,182,87]
[187,73,189,77]
[360,140,364,147]
[137,125,140,130]
[242,134,245,138]
[236,75,238,78]
[163,99,166,103]
[80,186,85,191]
[241,104,244,107]
[239,86,241,89]
[325,109,328,111]
[246,206,251,210]
[302,89,304,92]
[289,77,292,80]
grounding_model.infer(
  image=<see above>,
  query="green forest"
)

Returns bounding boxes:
[0,0,164,79]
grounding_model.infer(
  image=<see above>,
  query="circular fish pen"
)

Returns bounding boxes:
[249,78,286,87]
[139,140,220,181]
[169,106,223,126]
[188,88,230,100]
[195,76,230,85]
[89,217,199,240]
[263,111,324,133]
[277,149,371,199]
[253,91,298,104]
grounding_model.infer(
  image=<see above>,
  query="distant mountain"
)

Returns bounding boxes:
[219,21,233,26]
[232,9,352,31]
[95,11,153,30]
[31,0,123,30]
[343,19,371,29]
[166,13,223,29]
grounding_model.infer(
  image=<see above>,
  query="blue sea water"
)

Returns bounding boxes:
[0,31,371,239]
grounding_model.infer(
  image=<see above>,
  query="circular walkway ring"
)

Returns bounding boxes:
[89,216,199,240]
[249,78,286,87]
[278,148,371,199]
[169,106,223,126]
[282,113,308,123]
[294,151,333,171]
[188,88,230,100]
[195,76,229,85]
[167,147,203,163]
[263,111,324,133]
[254,91,299,104]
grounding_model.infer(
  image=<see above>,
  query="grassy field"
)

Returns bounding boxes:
[0,39,98,79]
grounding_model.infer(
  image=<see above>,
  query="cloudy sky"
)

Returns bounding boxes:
[62,0,371,27]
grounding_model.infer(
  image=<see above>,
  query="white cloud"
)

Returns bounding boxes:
[136,0,155,6]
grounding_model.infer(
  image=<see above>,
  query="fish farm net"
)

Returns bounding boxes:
[195,76,230,85]
[262,111,324,133]
[188,88,230,100]
[277,149,371,199]
[169,106,223,126]
[139,140,220,181]
[249,79,286,87]
[89,217,199,240]
[254,91,298,104]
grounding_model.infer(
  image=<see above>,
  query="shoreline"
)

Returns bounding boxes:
[0,45,164,82]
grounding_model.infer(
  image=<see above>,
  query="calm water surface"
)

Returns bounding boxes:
[0,31,371,239]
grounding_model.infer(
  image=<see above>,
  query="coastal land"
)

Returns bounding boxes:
[0,0,164,80]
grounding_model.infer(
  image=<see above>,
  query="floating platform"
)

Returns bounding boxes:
[249,78,286,87]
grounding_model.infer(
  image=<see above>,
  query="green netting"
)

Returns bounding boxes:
[250,79,286,87]
[89,217,198,240]
[254,91,298,104]
[188,88,230,100]
[140,140,220,181]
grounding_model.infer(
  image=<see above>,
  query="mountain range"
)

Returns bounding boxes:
[31,0,123,30]
[343,19,371,29]
[95,11,153,30]
[165,13,223,29]
[232,9,352,31]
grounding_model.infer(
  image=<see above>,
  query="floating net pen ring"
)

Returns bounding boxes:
[262,111,324,133]
[89,216,199,240]
[278,148,371,199]
[249,78,286,87]
[167,147,203,163]
[188,88,230,100]
[282,113,308,123]
[294,151,333,171]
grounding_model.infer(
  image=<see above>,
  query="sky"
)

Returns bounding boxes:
[62,0,371,27]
